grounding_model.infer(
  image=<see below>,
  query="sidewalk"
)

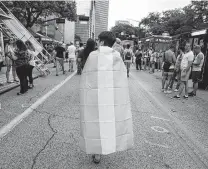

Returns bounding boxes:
[145,70,208,102]
[0,66,39,95]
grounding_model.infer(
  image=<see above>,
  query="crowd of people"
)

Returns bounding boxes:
[0,38,36,95]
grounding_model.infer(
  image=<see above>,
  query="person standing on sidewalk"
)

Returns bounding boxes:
[174,43,194,99]
[54,43,66,76]
[5,38,19,83]
[124,44,134,77]
[149,50,157,73]
[189,45,204,97]
[169,46,184,92]
[80,31,133,164]
[113,38,124,60]
[162,45,176,93]
[11,40,29,95]
[76,43,84,75]
[25,40,36,89]
[67,42,76,72]
[135,48,142,70]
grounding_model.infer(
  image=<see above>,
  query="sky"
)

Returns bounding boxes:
[108,0,191,29]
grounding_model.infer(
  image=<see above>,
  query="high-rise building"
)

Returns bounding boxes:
[93,0,109,38]
[115,20,130,26]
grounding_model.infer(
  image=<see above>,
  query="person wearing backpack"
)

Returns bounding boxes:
[162,45,176,93]
[124,44,134,77]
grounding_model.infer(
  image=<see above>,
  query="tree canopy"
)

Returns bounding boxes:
[111,1,208,39]
[1,1,76,28]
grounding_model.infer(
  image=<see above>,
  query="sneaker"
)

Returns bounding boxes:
[173,95,180,99]
[174,89,179,92]
[183,95,188,99]
[188,92,196,97]
[14,79,19,83]
[164,90,168,94]
[167,90,172,94]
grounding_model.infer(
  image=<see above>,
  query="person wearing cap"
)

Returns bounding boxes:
[67,42,76,72]
[5,38,19,83]
[189,45,204,96]
[113,38,124,60]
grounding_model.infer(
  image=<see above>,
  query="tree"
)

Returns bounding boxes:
[1,1,76,28]
[110,24,145,39]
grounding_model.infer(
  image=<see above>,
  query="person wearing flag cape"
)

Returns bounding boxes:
[79,31,134,164]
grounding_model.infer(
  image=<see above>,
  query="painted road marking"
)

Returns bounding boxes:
[0,72,77,140]
[144,140,169,149]
[151,126,169,133]
[151,116,170,121]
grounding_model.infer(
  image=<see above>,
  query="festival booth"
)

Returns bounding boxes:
[140,35,172,52]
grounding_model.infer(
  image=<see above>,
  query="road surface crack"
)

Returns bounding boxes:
[31,114,57,169]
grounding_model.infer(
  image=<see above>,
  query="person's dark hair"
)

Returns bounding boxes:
[16,39,27,51]
[126,44,130,49]
[25,40,35,51]
[170,45,175,49]
[98,31,116,47]
[179,46,185,53]
[80,43,83,47]
[83,38,96,58]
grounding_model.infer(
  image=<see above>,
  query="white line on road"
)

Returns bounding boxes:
[151,126,169,133]
[144,140,169,149]
[151,116,170,121]
[0,72,77,140]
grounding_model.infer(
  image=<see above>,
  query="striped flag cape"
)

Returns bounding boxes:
[79,46,134,155]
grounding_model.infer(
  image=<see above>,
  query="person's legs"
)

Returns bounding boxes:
[59,58,65,74]
[177,81,185,96]
[136,61,139,70]
[139,61,142,70]
[16,66,24,94]
[28,65,34,87]
[71,59,74,72]
[144,60,147,70]
[184,81,189,97]
[190,71,200,96]
[165,73,172,92]
[12,65,18,82]
[6,65,11,82]
[152,62,155,73]
[162,71,168,90]
[169,70,177,89]
[23,65,28,93]
[55,57,59,75]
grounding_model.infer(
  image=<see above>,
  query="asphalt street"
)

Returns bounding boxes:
[0,65,208,169]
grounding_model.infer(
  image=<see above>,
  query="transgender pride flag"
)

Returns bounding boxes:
[79,46,134,155]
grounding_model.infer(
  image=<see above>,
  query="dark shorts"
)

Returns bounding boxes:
[192,71,201,83]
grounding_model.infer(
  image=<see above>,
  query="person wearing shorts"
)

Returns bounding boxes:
[189,45,204,96]
[174,43,194,99]
[162,45,176,93]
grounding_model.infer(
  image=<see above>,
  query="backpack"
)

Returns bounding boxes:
[163,52,171,70]
[125,50,131,60]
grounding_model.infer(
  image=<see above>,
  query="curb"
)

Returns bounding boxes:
[0,76,39,95]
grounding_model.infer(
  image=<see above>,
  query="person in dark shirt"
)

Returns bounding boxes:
[54,43,66,76]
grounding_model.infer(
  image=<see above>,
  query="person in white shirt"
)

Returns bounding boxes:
[189,45,205,96]
[174,43,194,99]
[67,42,76,72]
[5,39,18,83]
